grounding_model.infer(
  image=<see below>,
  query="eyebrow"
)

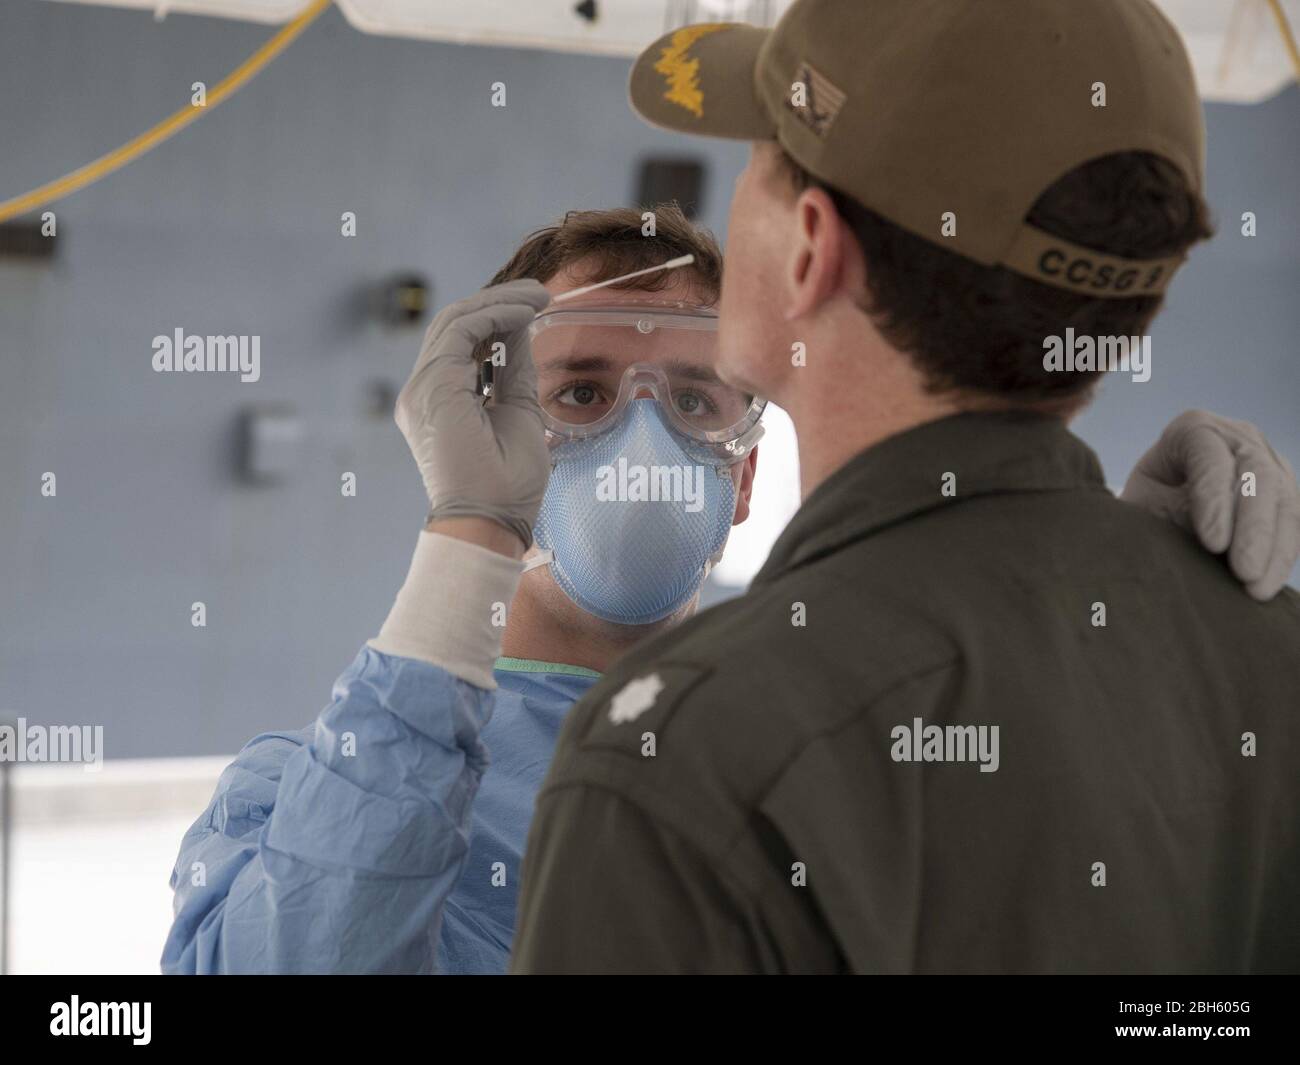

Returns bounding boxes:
[536,354,723,385]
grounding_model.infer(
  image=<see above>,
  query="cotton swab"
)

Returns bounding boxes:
[551,255,695,303]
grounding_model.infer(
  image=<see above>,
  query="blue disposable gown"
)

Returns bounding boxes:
[161,647,599,974]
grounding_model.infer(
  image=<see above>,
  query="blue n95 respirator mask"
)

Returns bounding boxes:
[523,301,765,626]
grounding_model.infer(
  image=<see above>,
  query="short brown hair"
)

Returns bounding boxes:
[488,203,722,302]
[782,151,1214,415]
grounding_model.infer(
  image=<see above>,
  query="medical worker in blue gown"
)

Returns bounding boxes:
[162,257,1300,974]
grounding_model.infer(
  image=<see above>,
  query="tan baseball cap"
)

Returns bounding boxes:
[629,0,1206,298]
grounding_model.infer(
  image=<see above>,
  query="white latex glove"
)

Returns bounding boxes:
[1121,410,1300,601]
[370,280,552,687]
[394,279,554,548]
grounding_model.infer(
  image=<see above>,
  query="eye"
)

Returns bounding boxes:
[554,381,605,407]
[673,389,717,418]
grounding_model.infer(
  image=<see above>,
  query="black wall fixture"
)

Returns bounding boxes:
[636,157,707,219]
[0,221,58,260]
[379,273,431,327]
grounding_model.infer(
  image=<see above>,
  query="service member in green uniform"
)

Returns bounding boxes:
[512,0,1300,973]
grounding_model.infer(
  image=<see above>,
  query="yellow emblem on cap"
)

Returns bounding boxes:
[654,24,728,119]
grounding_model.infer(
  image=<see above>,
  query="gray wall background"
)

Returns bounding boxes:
[1,1,1296,759]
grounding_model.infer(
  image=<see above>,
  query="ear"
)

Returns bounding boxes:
[731,446,759,526]
[785,186,858,322]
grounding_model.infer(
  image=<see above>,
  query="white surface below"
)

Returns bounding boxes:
[6,757,227,975]
[12,812,200,975]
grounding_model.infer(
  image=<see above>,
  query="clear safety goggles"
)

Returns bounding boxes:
[527,301,766,462]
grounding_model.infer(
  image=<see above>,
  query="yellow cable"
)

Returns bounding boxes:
[0,0,332,224]
[1266,0,1300,78]
[7,0,1288,228]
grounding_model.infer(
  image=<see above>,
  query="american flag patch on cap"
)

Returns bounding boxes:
[786,61,846,137]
